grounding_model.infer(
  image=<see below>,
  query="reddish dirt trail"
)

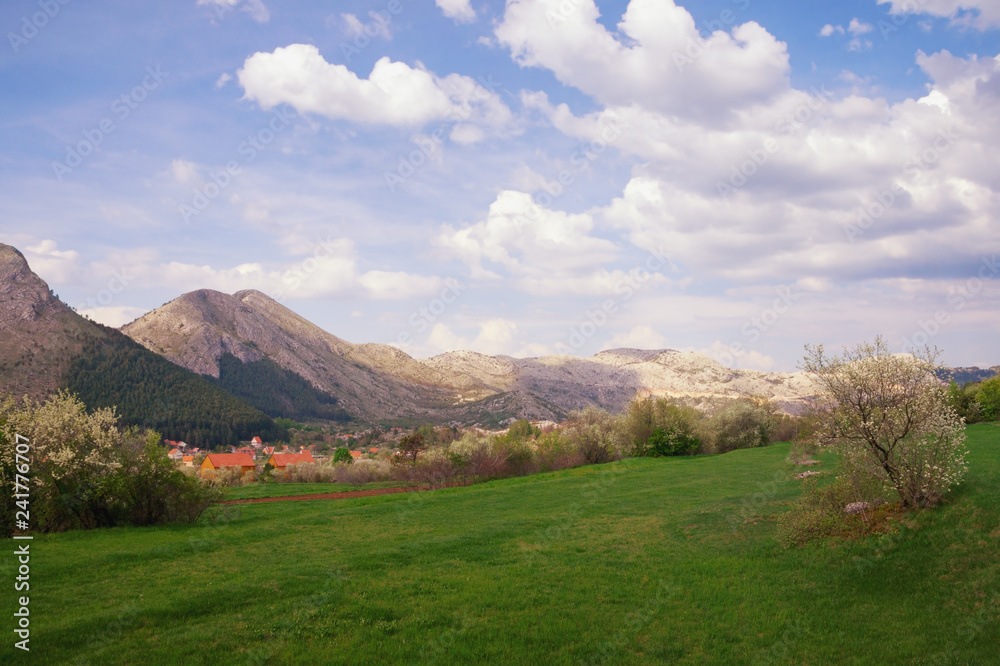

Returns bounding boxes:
[220,482,468,505]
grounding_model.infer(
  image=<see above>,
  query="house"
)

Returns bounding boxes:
[201,453,256,479]
[182,455,194,467]
[262,446,275,456]
[349,451,363,460]
[250,436,263,448]
[236,446,256,458]
[167,448,183,461]
[266,452,316,475]
[369,447,379,454]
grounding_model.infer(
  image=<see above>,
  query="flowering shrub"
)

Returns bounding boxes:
[804,338,968,508]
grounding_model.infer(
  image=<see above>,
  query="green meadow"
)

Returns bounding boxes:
[9,424,999,664]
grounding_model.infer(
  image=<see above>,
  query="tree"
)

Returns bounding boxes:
[332,446,353,464]
[974,375,1000,421]
[803,337,967,508]
[398,433,426,462]
[710,397,776,454]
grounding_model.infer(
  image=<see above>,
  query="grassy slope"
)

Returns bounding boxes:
[11,425,1000,665]
[225,481,404,500]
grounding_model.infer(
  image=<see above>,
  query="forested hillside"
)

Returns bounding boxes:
[64,327,283,447]
[210,353,351,422]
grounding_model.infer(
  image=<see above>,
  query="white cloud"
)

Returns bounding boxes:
[877,0,1000,29]
[196,0,270,23]
[238,44,511,130]
[23,240,80,284]
[171,159,199,183]
[436,0,476,23]
[341,12,391,40]
[215,72,232,88]
[437,190,629,293]
[426,319,521,355]
[78,306,149,328]
[700,341,776,370]
[848,18,874,35]
[819,24,844,36]
[601,325,668,351]
[495,0,790,123]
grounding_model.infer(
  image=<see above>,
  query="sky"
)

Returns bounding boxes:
[1,0,998,371]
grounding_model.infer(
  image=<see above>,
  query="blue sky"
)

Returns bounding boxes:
[1,0,998,371]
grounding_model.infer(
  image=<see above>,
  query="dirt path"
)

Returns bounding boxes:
[220,482,467,505]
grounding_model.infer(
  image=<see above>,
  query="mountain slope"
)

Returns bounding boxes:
[0,243,283,446]
[0,244,103,398]
[121,289,499,421]
[424,348,820,414]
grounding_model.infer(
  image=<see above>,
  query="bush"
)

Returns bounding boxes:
[804,338,968,508]
[975,376,1000,421]
[622,397,703,456]
[710,398,776,454]
[333,459,391,487]
[0,392,218,534]
[332,447,353,464]
[646,427,699,457]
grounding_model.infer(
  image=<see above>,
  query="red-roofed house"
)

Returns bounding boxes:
[250,436,263,447]
[369,448,379,454]
[167,448,182,461]
[182,455,194,467]
[266,452,316,476]
[201,453,256,479]
[236,446,256,458]
[349,451,363,460]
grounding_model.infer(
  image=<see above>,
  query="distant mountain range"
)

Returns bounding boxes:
[3,242,997,435]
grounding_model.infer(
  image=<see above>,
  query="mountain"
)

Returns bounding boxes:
[121,288,823,423]
[121,289,499,421]
[937,366,999,387]
[424,348,819,415]
[0,244,283,447]
[0,244,100,398]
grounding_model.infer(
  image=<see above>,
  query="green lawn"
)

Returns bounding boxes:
[225,480,404,500]
[8,424,999,664]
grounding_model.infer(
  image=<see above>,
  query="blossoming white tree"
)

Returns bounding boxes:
[803,337,967,508]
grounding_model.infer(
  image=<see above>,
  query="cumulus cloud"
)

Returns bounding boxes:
[601,325,669,351]
[515,38,1000,291]
[495,0,790,123]
[238,44,511,130]
[436,0,476,23]
[819,24,845,36]
[877,0,1000,29]
[438,190,636,294]
[197,0,270,23]
[23,240,80,284]
[426,319,521,355]
[78,239,447,302]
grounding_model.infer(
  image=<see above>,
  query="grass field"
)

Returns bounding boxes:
[225,480,404,501]
[8,424,999,664]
